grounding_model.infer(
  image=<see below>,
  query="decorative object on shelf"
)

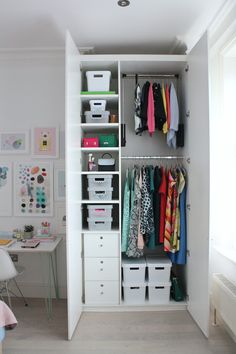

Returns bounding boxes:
[98,153,115,171]
[24,225,34,239]
[54,167,65,201]
[88,153,96,171]
[13,228,24,240]
[38,221,51,236]
[14,162,53,216]
[82,137,99,148]
[0,163,12,216]
[110,114,118,123]
[99,134,118,147]
[0,131,29,154]
[32,127,59,158]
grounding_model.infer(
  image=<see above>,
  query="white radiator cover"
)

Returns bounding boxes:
[212,273,236,340]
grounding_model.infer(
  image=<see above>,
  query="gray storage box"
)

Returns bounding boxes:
[85,111,110,124]
[87,217,113,231]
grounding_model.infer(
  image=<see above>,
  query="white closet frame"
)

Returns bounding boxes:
[66,31,210,340]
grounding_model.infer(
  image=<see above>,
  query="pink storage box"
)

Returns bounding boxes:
[82,137,99,147]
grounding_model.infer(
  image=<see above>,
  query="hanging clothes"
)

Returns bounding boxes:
[167,82,179,149]
[126,168,143,258]
[134,84,142,135]
[140,167,154,240]
[121,169,131,252]
[169,169,178,253]
[137,170,145,250]
[147,165,156,249]
[153,83,166,131]
[153,166,162,245]
[164,169,177,252]
[165,84,171,131]
[147,84,155,136]
[140,81,150,133]
[162,82,168,134]
[159,167,167,244]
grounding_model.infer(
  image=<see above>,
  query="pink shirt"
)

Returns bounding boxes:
[0,301,17,328]
[147,84,155,136]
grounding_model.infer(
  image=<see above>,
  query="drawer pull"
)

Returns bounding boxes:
[100,261,104,264]
[100,284,104,287]
[100,268,103,271]
[155,267,165,270]
[99,244,103,247]
[100,292,104,295]
[155,286,165,289]
[130,267,139,270]
[100,236,103,240]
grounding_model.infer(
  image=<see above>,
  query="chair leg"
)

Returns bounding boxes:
[5,281,12,309]
[13,278,28,306]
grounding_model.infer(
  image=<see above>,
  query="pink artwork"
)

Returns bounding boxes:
[32,127,59,158]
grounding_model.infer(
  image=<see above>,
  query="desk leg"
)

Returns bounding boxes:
[40,254,52,320]
[50,250,59,300]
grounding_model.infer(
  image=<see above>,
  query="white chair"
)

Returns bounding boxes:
[0,248,28,308]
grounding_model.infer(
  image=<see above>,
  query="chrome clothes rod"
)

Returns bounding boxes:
[122,73,179,79]
[121,156,185,160]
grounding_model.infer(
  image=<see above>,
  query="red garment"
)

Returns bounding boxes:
[147,84,155,136]
[159,167,167,243]
[165,84,171,130]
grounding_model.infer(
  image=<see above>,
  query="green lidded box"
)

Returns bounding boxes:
[99,134,118,147]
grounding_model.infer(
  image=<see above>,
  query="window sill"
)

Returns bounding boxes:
[214,246,236,265]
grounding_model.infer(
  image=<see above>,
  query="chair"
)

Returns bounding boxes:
[0,248,28,308]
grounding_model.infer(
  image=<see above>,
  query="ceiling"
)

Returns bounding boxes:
[0,0,227,54]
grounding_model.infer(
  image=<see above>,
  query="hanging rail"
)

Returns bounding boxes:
[121,156,185,160]
[122,73,179,79]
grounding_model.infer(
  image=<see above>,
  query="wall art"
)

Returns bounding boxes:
[0,163,12,216]
[14,162,53,216]
[32,127,59,158]
[0,131,29,154]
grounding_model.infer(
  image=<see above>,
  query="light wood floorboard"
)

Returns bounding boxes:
[3,299,236,354]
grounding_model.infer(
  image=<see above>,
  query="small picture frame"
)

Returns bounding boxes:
[0,131,29,154]
[32,127,59,158]
[54,167,65,201]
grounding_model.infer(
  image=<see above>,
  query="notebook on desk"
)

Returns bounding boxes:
[21,240,40,248]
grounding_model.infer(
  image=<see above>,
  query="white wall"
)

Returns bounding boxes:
[0,51,67,298]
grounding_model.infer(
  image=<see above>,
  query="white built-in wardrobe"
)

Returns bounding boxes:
[66,31,210,340]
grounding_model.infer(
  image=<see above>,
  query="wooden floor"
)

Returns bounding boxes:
[3,299,236,354]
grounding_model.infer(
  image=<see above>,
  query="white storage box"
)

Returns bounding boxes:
[86,71,111,91]
[148,281,171,304]
[87,204,113,218]
[146,256,172,283]
[87,217,113,231]
[87,187,113,201]
[89,100,106,111]
[87,174,113,188]
[123,282,146,304]
[85,111,110,124]
[122,257,146,283]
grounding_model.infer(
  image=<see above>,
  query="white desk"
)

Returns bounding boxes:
[2,237,62,318]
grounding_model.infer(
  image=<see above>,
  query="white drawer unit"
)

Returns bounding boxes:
[85,281,119,305]
[83,233,119,257]
[84,257,120,281]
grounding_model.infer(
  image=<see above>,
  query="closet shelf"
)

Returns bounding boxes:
[80,94,119,103]
[81,200,120,204]
[82,227,120,233]
[80,171,119,175]
[81,123,119,131]
[81,147,119,152]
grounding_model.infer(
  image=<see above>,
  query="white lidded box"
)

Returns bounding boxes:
[87,217,113,231]
[122,257,146,283]
[122,282,146,304]
[86,71,111,92]
[87,204,113,218]
[87,187,113,201]
[146,256,172,283]
[89,100,107,112]
[85,111,110,124]
[148,281,171,304]
[87,174,113,189]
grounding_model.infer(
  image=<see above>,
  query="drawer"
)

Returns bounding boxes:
[83,233,119,257]
[85,281,119,305]
[84,258,120,281]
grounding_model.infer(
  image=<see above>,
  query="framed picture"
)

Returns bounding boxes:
[54,167,65,201]
[32,127,59,158]
[0,162,12,216]
[0,131,29,154]
[56,205,66,234]
[14,162,53,216]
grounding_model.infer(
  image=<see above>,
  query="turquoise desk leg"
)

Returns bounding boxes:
[50,251,59,300]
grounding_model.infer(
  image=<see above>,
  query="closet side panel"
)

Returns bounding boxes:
[186,32,210,337]
[66,31,82,340]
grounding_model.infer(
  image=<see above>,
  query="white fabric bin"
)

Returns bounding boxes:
[123,282,146,304]
[89,100,106,111]
[148,282,171,304]
[87,174,113,188]
[87,187,113,201]
[87,204,113,218]
[86,71,111,91]
[122,257,146,283]
[85,111,110,124]
[146,256,172,283]
[87,217,113,231]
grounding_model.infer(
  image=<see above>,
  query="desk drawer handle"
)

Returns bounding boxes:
[99,244,103,247]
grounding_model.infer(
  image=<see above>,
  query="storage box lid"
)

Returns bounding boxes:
[87,187,113,192]
[122,281,147,287]
[87,174,113,179]
[122,257,146,268]
[148,281,171,287]
[98,159,115,166]
[87,217,113,222]
[86,71,111,76]
[87,204,113,210]
[146,256,172,268]
[84,110,110,115]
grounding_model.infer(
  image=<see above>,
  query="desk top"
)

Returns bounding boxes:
[1,236,62,254]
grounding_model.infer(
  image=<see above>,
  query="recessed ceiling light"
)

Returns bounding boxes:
[118,0,130,7]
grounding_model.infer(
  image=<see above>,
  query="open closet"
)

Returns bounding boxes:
[66,31,210,340]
